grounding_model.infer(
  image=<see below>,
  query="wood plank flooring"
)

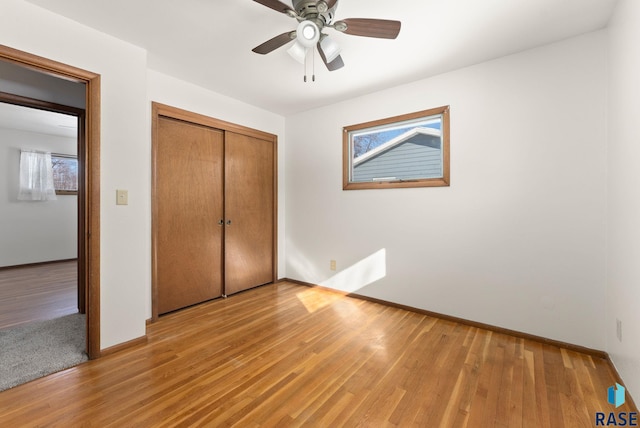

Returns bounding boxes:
[0,281,634,426]
[0,260,77,330]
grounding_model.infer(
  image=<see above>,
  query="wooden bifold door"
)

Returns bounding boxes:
[152,103,276,317]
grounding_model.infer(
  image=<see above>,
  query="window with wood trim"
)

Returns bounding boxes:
[343,106,450,190]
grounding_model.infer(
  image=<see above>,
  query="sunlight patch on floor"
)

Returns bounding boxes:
[295,288,347,313]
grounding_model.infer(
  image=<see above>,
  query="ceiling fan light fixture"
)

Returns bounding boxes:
[296,20,320,48]
[320,36,341,63]
[287,41,308,64]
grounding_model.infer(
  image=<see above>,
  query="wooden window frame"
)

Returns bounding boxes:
[343,105,450,190]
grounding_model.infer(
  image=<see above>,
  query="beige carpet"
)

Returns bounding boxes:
[0,313,87,391]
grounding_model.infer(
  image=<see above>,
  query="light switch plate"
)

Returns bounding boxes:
[116,189,128,205]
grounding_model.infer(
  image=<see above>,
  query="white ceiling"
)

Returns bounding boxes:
[23,0,617,116]
[0,102,78,138]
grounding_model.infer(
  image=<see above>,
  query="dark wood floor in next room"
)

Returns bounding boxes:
[0,260,77,331]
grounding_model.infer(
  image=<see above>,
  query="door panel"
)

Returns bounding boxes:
[224,131,274,295]
[156,117,224,314]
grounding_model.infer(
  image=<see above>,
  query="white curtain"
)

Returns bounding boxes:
[17,150,57,201]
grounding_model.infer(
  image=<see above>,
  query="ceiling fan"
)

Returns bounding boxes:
[251,0,401,72]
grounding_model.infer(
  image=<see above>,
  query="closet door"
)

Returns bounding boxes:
[224,131,275,295]
[156,117,224,314]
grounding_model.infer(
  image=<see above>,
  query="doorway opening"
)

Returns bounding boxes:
[0,44,101,359]
[0,98,83,326]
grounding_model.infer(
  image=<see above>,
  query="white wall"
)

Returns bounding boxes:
[0,0,149,349]
[607,0,640,401]
[286,31,608,350]
[146,70,286,319]
[0,127,77,266]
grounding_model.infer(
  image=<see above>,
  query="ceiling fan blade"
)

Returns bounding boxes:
[253,0,294,15]
[252,32,295,54]
[318,44,344,71]
[335,18,401,39]
[326,55,344,71]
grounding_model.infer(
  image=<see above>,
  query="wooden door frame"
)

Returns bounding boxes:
[0,45,101,359]
[151,102,278,321]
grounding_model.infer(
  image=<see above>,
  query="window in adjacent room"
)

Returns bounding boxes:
[51,153,78,195]
[343,105,450,190]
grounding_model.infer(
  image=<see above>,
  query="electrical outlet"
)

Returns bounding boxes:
[330,260,336,271]
[616,319,623,342]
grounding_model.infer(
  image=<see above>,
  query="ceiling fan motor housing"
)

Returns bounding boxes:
[292,0,337,27]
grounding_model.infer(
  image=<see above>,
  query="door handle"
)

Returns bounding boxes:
[218,219,224,226]
[226,220,232,226]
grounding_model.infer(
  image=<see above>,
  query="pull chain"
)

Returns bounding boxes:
[302,48,316,83]
[303,48,307,82]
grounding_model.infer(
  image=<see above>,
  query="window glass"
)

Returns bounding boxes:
[343,106,449,190]
[51,154,78,194]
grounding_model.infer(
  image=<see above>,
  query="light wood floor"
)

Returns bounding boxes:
[0,281,634,426]
[0,260,78,330]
